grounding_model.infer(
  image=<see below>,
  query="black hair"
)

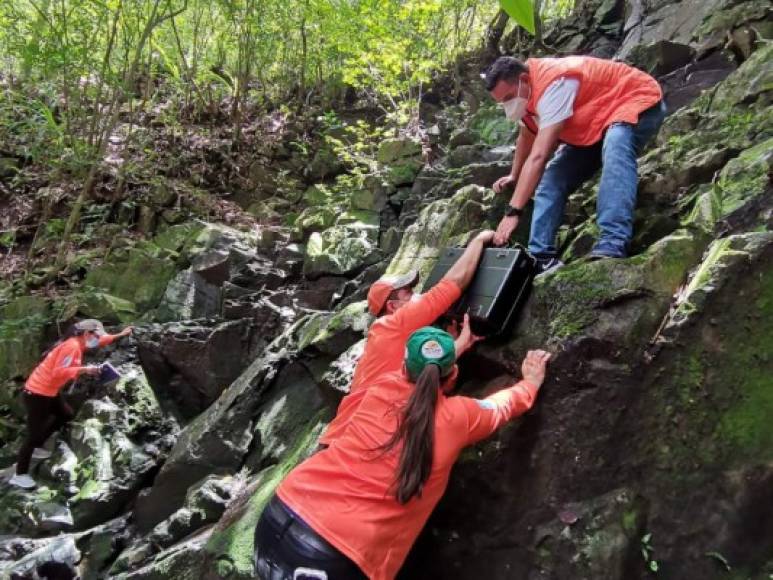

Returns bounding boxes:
[483,56,528,91]
[39,323,83,359]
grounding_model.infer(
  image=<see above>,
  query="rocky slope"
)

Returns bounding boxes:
[0,0,771,578]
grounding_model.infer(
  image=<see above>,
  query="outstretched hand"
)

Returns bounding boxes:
[494,215,518,246]
[118,326,134,338]
[454,313,485,357]
[521,349,551,387]
[81,365,101,377]
[493,175,515,194]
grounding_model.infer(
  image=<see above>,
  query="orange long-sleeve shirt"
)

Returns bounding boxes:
[278,370,539,580]
[319,279,462,445]
[25,334,117,397]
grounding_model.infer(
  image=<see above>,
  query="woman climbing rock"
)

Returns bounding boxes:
[253,320,551,580]
[9,319,133,490]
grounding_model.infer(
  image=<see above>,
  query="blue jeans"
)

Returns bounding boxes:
[528,100,667,258]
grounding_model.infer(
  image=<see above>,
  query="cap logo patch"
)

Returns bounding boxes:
[421,340,445,360]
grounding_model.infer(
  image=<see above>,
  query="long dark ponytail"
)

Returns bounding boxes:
[381,364,441,504]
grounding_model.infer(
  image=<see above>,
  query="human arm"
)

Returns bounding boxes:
[493,122,564,246]
[98,325,133,347]
[493,127,536,194]
[462,349,551,444]
[443,230,495,290]
[390,230,495,331]
[454,313,484,358]
[49,345,100,383]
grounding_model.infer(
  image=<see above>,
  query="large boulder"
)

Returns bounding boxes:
[132,303,369,532]
[71,290,138,325]
[617,0,769,61]
[136,319,267,420]
[156,223,287,321]
[85,244,177,314]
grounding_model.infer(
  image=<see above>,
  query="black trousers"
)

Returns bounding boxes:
[254,495,366,580]
[16,390,74,474]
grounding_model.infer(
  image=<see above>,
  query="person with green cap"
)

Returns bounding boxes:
[254,322,551,580]
[9,319,132,490]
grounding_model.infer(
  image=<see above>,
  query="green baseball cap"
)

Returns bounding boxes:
[405,327,456,382]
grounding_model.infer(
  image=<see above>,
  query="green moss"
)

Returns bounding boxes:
[650,244,773,479]
[73,479,107,502]
[714,138,773,218]
[714,266,773,459]
[622,509,638,534]
[538,261,616,338]
[307,301,369,348]
[204,413,328,579]
[84,244,177,312]
[154,222,205,254]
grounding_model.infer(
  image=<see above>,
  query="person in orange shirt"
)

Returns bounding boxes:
[484,55,666,271]
[254,324,551,580]
[319,229,496,447]
[9,319,133,490]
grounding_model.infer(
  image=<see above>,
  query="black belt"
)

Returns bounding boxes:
[264,495,343,558]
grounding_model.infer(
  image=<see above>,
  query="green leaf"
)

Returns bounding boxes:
[649,560,659,572]
[498,0,535,34]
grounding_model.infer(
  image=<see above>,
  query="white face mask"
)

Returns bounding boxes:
[86,336,99,349]
[503,97,527,122]
[501,78,529,122]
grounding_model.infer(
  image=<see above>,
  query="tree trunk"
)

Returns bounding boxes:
[484,9,509,61]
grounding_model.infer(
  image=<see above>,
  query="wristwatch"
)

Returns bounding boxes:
[505,204,524,217]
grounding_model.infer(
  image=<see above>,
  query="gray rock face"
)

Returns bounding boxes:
[2,2,771,578]
[137,319,267,420]
[133,303,369,532]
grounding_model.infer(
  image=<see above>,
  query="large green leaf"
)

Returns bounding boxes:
[499,0,536,34]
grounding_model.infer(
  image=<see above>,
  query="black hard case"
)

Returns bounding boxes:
[423,245,536,336]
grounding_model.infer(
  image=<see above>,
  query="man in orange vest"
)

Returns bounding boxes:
[484,56,666,271]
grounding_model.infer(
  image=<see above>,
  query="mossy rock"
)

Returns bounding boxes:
[291,206,337,242]
[509,229,709,348]
[376,137,422,164]
[335,209,380,228]
[633,231,773,519]
[154,222,205,254]
[303,225,381,278]
[84,246,177,314]
[203,414,328,580]
[71,289,137,324]
[390,184,495,279]
[386,159,422,187]
[349,188,378,212]
[306,145,345,182]
[302,184,334,206]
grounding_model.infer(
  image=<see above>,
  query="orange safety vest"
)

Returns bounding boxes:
[25,334,116,397]
[522,56,662,146]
